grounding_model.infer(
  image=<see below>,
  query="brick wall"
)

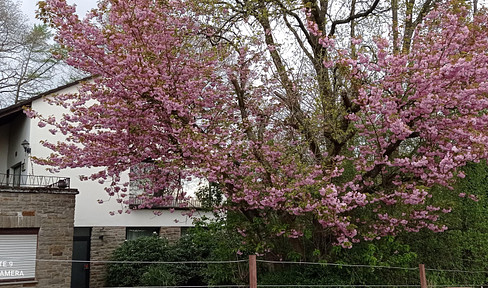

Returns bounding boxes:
[0,187,77,288]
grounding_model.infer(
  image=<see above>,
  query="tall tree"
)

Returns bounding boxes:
[0,0,60,107]
[35,0,488,256]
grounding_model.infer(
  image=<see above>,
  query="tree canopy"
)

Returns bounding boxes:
[34,0,488,251]
[0,0,57,107]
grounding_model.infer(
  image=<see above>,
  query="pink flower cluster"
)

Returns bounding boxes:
[34,0,488,249]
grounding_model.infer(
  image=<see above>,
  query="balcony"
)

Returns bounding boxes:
[129,194,202,210]
[0,174,70,189]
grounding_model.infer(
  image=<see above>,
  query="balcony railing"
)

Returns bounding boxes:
[129,194,202,210]
[0,174,70,189]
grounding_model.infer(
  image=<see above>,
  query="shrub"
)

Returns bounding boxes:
[105,236,174,287]
[140,264,181,286]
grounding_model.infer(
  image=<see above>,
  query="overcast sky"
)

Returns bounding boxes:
[20,0,98,24]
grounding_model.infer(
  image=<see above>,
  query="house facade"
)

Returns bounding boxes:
[0,79,211,287]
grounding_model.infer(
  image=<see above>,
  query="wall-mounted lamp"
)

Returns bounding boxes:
[21,140,31,154]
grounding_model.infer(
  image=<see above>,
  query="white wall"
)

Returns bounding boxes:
[29,84,212,227]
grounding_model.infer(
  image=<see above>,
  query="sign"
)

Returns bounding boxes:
[0,260,25,278]
[0,234,37,281]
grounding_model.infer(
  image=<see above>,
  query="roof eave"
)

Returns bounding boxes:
[0,75,93,121]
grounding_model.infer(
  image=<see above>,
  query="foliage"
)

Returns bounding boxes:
[107,164,488,288]
[35,0,488,257]
[105,219,247,287]
[258,162,488,285]
[195,182,224,210]
[179,216,250,285]
[0,0,56,107]
[398,161,488,285]
[106,234,207,287]
[140,264,184,286]
[108,231,418,286]
[105,236,175,287]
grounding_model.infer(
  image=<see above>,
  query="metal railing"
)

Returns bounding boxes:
[0,173,70,189]
[129,194,202,209]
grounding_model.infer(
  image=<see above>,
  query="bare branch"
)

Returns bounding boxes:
[328,0,381,37]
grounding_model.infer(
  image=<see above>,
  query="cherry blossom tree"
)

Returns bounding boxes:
[33,0,488,254]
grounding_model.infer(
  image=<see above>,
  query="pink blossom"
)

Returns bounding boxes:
[34,0,488,249]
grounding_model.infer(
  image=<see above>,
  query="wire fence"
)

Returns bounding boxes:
[26,257,488,288]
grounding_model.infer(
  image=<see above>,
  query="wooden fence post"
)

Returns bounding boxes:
[419,264,428,288]
[249,255,257,288]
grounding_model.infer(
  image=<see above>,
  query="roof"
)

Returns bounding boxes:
[0,76,93,125]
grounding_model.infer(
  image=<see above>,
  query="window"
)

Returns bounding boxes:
[0,228,38,282]
[126,227,160,240]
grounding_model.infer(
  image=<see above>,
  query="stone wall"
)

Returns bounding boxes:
[88,227,125,288]
[159,227,181,243]
[0,187,77,288]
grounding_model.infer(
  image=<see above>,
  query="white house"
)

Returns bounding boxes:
[0,78,211,288]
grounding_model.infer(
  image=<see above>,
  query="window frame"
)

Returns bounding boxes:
[125,227,160,240]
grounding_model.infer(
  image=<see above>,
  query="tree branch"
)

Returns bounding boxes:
[328,0,381,37]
